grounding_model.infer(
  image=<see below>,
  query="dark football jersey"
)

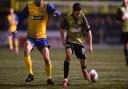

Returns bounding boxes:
[61,11,90,45]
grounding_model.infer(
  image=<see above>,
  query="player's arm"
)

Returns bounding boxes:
[47,3,61,16]
[60,17,68,46]
[87,30,93,55]
[83,15,93,54]
[17,5,29,30]
[60,28,65,46]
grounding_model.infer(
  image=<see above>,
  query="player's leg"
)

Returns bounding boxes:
[24,39,34,82]
[79,59,90,81]
[8,33,13,51]
[13,32,19,55]
[40,46,54,85]
[64,48,72,79]
[74,44,90,81]
[36,38,54,85]
[63,44,73,87]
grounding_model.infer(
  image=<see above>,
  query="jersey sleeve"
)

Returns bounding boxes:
[47,3,61,16]
[47,3,56,15]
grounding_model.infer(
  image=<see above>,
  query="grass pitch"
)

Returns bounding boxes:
[0,47,128,89]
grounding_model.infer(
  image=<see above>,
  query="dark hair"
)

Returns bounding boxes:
[73,3,81,11]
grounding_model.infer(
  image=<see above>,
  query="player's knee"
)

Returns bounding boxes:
[24,48,30,56]
[66,54,72,60]
[42,52,50,63]
[42,52,50,61]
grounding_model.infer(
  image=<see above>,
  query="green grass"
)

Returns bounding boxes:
[0,47,128,89]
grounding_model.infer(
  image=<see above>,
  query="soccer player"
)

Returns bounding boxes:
[117,0,128,66]
[17,0,61,85]
[60,3,93,87]
[7,8,19,55]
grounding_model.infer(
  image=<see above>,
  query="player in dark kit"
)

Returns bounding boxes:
[117,0,128,66]
[60,3,93,87]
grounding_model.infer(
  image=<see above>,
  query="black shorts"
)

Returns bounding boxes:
[121,32,128,43]
[65,42,86,59]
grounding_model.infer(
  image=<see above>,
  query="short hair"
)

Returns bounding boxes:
[73,3,81,11]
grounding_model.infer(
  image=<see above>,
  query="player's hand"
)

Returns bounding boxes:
[88,47,93,55]
[53,10,61,16]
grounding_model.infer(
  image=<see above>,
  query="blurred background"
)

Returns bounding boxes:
[0,0,122,48]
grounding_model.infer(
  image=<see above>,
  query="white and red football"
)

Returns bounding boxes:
[89,69,98,83]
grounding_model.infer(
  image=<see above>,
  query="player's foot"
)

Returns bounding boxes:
[63,79,69,87]
[82,70,90,81]
[25,74,34,82]
[47,79,54,85]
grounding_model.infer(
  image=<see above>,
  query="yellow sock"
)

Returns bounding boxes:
[8,36,13,50]
[24,55,33,75]
[45,63,52,80]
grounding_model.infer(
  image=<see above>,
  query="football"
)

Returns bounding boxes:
[89,69,98,83]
